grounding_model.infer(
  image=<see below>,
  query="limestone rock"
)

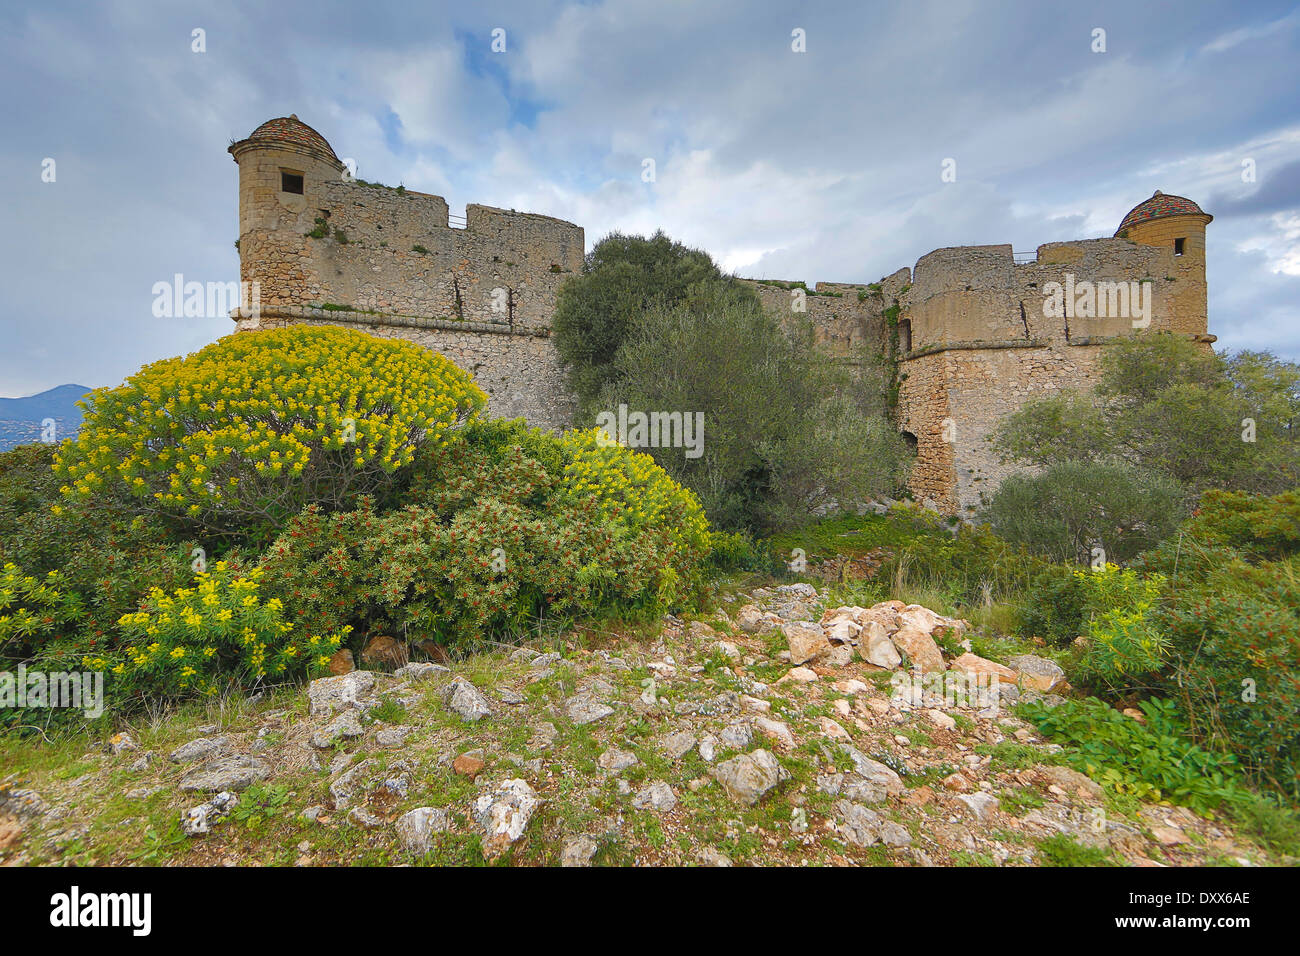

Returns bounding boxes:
[818,716,851,741]
[841,745,905,794]
[181,791,238,836]
[782,621,831,665]
[1034,765,1102,800]
[376,726,412,748]
[835,799,881,846]
[395,807,450,854]
[891,626,945,673]
[755,716,795,750]
[822,645,855,667]
[957,792,1000,822]
[879,820,913,847]
[597,748,638,772]
[443,677,492,722]
[698,846,733,867]
[310,710,364,749]
[561,834,599,867]
[179,755,270,794]
[329,758,374,810]
[823,616,863,644]
[169,735,227,764]
[1008,655,1066,692]
[658,731,697,760]
[735,605,769,633]
[394,661,447,681]
[712,749,789,805]
[925,708,956,731]
[632,781,678,813]
[861,621,902,668]
[308,671,377,716]
[949,652,1018,682]
[719,721,754,750]
[566,695,614,725]
[474,779,540,857]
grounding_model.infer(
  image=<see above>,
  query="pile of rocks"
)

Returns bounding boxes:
[738,594,1066,702]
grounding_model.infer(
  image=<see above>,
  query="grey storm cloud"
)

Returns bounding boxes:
[1208,159,1300,218]
[2,0,1299,400]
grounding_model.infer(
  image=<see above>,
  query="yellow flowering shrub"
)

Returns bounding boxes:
[554,428,710,562]
[52,326,487,538]
[93,561,347,699]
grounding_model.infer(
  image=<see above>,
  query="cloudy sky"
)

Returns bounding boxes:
[3,0,1298,397]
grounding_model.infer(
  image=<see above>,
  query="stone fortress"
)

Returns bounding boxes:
[231,116,1214,515]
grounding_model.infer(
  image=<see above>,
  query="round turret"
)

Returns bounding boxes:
[229,115,345,238]
[1116,190,1213,338]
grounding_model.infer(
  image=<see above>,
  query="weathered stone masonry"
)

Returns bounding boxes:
[229,115,582,430]
[230,117,1213,515]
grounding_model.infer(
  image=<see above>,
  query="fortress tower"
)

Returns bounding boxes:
[1114,190,1213,337]
[891,191,1214,515]
[229,115,584,428]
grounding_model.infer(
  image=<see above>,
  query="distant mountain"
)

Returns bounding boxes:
[0,384,92,451]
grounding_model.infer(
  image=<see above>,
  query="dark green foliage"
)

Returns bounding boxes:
[993,335,1299,497]
[981,460,1187,564]
[1018,565,1090,645]
[599,282,908,532]
[1020,696,1243,812]
[1134,490,1300,798]
[0,444,195,668]
[552,231,734,410]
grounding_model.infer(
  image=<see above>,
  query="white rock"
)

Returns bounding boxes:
[474,779,540,857]
[395,807,450,854]
[925,709,957,731]
[443,677,492,722]
[756,716,796,750]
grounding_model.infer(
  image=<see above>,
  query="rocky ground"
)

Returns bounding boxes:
[0,583,1283,867]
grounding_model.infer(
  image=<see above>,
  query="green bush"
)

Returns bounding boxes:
[1178,488,1300,561]
[980,460,1187,563]
[601,283,909,531]
[992,335,1300,501]
[261,424,711,649]
[0,444,197,668]
[878,505,1035,609]
[1020,696,1242,812]
[0,563,87,664]
[552,231,740,411]
[1132,490,1300,797]
[1018,565,1089,645]
[1154,558,1299,798]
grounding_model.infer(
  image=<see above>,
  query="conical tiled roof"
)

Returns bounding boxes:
[229,115,340,166]
[1116,190,1209,235]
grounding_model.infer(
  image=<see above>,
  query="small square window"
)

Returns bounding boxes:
[281,171,304,195]
[1174,237,1185,256]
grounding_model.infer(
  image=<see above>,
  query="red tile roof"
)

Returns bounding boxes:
[231,115,339,164]
[1116,191,1208,234]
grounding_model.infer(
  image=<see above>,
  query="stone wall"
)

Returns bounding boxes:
[895,235,1212,515]
[235,167,585,430]
[235,308,576,430]
[739,279,884,355]
[239,181,583,331]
